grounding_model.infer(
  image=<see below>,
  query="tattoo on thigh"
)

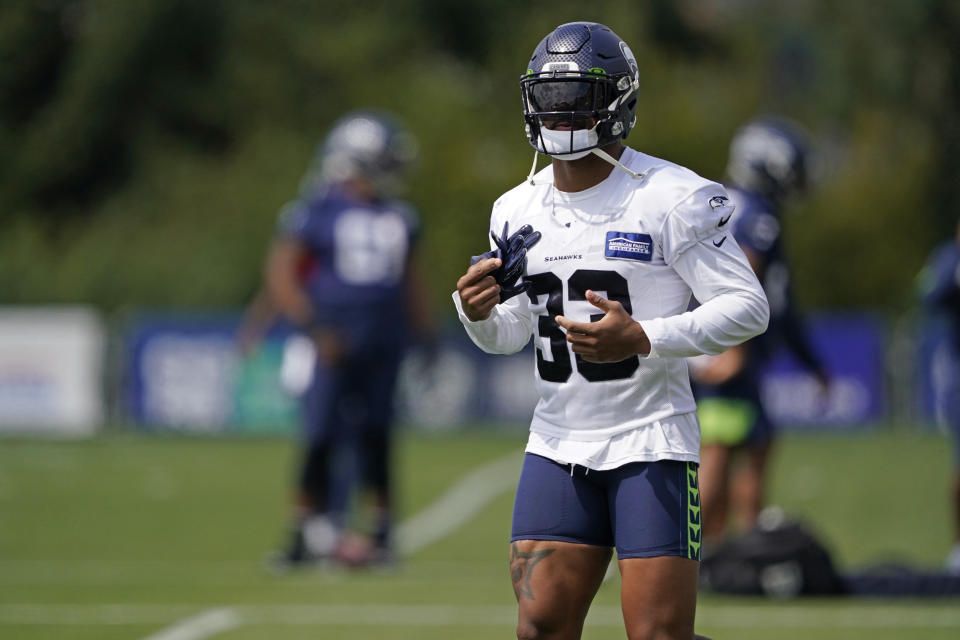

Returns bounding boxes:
[510,543,555,600]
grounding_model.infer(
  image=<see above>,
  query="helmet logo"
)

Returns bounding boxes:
[619,41,639,81]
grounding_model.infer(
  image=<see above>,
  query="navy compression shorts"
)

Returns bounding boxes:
[510,453,702,561]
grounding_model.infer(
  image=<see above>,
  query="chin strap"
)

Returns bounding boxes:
[527,150,541,185]
[591,147,646,180]
[526,147,646,186]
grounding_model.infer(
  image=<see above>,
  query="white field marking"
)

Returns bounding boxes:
[250,604,960,629]
[138,607,242,640]
[595,604,960,629]
[124,451,522,640]
[0,561,275,586]
[0,604,196,625]
[3,603,960,629]
[395,450,522,555]
[242,604,516,626]
[11,450,958,636]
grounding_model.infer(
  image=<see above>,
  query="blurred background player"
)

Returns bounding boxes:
[916,217,960,573]
[261,110,434,568]
[691,117,830,545]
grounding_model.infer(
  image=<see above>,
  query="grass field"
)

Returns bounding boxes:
[1,425,958,639]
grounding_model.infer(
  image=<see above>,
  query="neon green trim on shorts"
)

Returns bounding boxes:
[686,462,702,561]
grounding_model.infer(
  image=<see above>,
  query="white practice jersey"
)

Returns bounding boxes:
[453,147,769,467]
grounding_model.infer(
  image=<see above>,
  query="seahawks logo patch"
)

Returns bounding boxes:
[709,195,730,209]
[605,231,652,261]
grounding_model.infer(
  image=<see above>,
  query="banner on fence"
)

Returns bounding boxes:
[123,312,885,432]
[0,307,105,435]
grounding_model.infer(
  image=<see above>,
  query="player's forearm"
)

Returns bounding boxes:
[452,292,532,354]
[264,264,316,327]
[652,227,770,358]
[404,256,437,340]
[264,241,316,327]
[642,288,769,358]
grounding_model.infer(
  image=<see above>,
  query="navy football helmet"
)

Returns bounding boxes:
[726,117,809,203]
[520,22,640,160]
[305,110,418,196]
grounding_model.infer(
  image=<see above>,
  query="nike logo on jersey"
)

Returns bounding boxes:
[711,195,733,227]
[713,236,727,248]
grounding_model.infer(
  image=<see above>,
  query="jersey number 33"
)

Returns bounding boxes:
[526,269,639,383]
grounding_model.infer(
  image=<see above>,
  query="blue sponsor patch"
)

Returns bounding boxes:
[605,231,653,261]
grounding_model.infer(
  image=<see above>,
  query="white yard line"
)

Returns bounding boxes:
[254,604,960,629]
[694,605,960,629]
[0,604,196,625]
[132,450,522,640]
[11,450,959,637]
[243,603,516,627]
[395,450,522,555]
[138,608,242,640]
[2,603,960,630]
[243,604,960,629]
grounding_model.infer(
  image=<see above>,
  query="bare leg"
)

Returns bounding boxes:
[619,555,701,640]
[511,540,612,640]
[730,441,772,531]
[698,444,731,542]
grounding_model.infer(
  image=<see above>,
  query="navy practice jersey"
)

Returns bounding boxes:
[278,185,419,348]
[728,186,821,372]
[728,187,788,321]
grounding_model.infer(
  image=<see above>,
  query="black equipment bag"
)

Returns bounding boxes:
[700,520,845,597]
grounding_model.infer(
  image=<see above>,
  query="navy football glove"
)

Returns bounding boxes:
[470,222,542,302]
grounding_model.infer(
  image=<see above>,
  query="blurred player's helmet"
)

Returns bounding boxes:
[520,22,640,161]
[726,117,809,203]
[307,110,418,196]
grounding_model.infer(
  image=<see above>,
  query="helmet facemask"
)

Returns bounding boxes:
[522,71,637,159]
[519,23,644,183]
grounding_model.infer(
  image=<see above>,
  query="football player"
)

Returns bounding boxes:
[691,117,830,545]
[453,22,769,640]
[917,217,960,573]
[265,110,433,568]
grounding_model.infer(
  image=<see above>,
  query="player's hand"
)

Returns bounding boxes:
[555,290,651,362]
[456,257,503,322]
[470,222,542,303]
[490,222,542,301]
